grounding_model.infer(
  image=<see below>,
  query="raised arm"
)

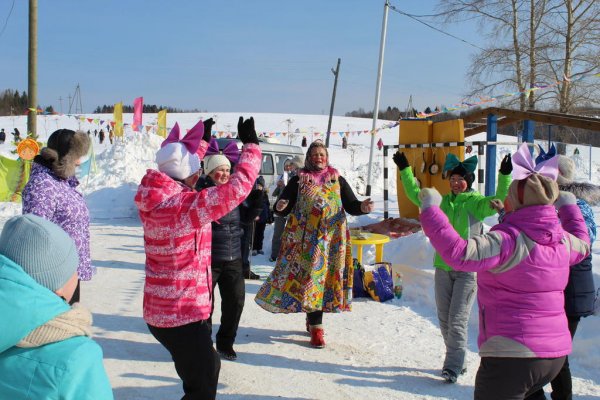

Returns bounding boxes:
[555,192,591,266]
[418,188,516,272]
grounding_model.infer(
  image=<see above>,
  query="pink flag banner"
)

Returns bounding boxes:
[133,97,143,132]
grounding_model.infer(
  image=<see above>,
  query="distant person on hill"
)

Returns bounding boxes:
[134,117,261,399]
[301,136,307,147]
[98,129,105,144]
[12,127,21,142]
[393,150,512,383]
[255,140,373,348]
[196,144,264,361]
[269,156,303,262]
[0,214,113,399]
[22,129,92,305]
[417,144,590,399]
[529,154,599,400]
[0,128,5,144]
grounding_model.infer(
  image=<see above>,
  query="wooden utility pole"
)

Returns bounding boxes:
[27,0,38,137]
[325,58,340,148]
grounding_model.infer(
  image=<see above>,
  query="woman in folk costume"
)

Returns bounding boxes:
[134,117,261,400]
[393,150,512,383]
[255,140,374,348]
[417,143,590,400]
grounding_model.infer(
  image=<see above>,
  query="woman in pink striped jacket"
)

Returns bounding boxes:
[135,117,261,400]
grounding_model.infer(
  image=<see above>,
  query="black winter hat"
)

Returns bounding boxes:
[34,129,90,179]
[256,175,266,188]
[450,164,475,190]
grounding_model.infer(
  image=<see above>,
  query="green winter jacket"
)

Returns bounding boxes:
[0,255,113,400]
[400,168,512,271]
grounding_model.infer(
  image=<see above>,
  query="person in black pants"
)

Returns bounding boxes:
[528,155,598,400]
[252,176,271,256]
[197,155,263,360]
[148,321,219,399]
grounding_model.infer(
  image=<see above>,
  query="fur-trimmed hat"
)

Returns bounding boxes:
[34,129,91,179]
[156,142,201,180]
[507,174,559,211]
[204,154,231,175]
[557,155,575,185]
[0,214,78,291]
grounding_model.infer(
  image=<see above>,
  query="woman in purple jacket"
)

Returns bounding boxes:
[22,129,92,304]
[417,144,590,400]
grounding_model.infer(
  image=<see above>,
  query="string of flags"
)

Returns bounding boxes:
[21,71,599,138]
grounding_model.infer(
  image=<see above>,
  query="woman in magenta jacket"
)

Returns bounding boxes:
[417,144,590,400]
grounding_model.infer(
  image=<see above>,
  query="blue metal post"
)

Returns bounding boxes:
[547,125,552,150]
[485,113,497,196]
[522,120,535,155]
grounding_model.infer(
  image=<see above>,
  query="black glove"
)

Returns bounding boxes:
[202,118,214,142]
[237,116,259,145]
[393,151,409,171]
[246,189,263,209]
[499,154,512,175]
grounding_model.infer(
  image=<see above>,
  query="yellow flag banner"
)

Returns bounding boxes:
[157,109,167,138]
[0,156,31,202]
[113,102,124,137]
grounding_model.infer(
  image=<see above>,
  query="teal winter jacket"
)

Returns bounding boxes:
[0,255,113,400]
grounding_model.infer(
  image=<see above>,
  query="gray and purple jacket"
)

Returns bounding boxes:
[22,163,93,281]
[420,203,590,359]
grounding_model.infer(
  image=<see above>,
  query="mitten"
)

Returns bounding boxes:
[238,116,259,145]
[393,152,409,171]
[554,191,577,209]
[499,154,512,175]
[202,118,214,142]
[418,188,442,210]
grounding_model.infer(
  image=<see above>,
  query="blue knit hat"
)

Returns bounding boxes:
[0,214,79,291]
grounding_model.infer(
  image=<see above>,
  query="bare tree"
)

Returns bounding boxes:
[436,0,599,112]
[539,0,600,113]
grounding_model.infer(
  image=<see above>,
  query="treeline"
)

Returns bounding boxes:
[345,105,441,121]
[93,104,200,113]
[0,89,29,116]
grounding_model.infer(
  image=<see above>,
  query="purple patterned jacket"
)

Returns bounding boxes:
[22,163,93,281]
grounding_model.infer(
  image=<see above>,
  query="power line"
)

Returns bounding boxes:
[0,0,15,40]
[388,3,485,51]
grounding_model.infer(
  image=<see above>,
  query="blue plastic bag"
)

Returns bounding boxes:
[363,262,394,302]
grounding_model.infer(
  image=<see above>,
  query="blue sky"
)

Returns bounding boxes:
[1,1,482,115]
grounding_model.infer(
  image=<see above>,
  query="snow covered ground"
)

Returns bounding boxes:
[1,113,599,399]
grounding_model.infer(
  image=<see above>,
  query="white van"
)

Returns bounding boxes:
[212,138,304,200]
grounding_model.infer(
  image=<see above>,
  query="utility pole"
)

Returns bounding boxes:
[325,58,341,148]
[365,0,390,197]
[27,0,38,137]
[69,84,83,114]
[58,96,63,113]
